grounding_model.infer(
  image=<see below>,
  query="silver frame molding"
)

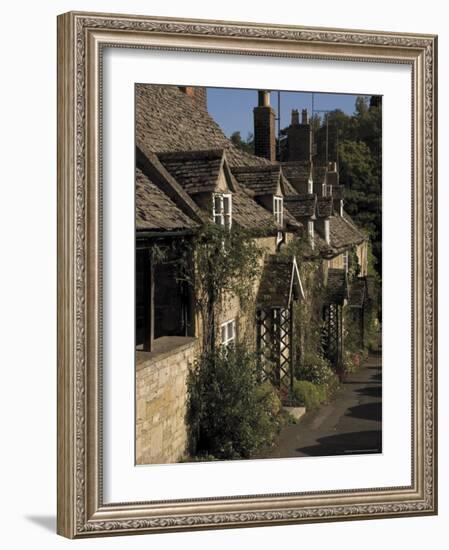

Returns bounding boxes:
[57,11,438,538]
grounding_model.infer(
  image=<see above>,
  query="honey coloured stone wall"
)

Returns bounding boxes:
[136,337,198,465]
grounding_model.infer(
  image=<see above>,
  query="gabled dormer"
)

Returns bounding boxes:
[280,161,313,195]
[315,196,333,245]
[231,165,289,228]
[283,194,317,249]
[157,149,237,229]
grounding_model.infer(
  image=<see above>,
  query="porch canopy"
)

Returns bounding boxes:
[326,268,348,305]
[257,255,305,308]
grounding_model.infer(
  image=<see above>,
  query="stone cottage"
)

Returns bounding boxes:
[135,85,370,464]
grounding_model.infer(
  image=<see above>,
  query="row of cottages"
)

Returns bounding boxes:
[135,85,370,465]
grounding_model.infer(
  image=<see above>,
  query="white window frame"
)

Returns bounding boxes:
[322,183,333,197]
[213,193,232,229]
[220,319,236,347]
[273,196,283,226]
[343,250,349,274]
[307,175,313,195]
[324,218,330,244]
[308,220,315,249]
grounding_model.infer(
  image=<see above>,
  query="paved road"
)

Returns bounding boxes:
[266,352,382,458]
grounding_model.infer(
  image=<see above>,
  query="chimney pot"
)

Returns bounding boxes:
[258,90,270,107]
[301,108,309,124]
[291,109,300,126]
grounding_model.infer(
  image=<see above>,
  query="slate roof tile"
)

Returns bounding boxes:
[232,165,281,195]
[284,194,317,218]
[157,149,224,194]
[136,84,271,168]
[136,167,198,232]
[329,213,366,249]
[257,256,302,308]
[316,196,333,218]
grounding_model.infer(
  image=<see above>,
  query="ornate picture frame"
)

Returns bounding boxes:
[57,11,437,538]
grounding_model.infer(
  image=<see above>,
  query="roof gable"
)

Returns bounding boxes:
[257,255,305,308]
[329,213,366,250]
[136,167,198,232]
[284,194,317,219]
[157,149,232,195]
[326,268,348,304]
[231,165,283,196]
[316,196,333,218]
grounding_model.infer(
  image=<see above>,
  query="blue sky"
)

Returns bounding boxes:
[206,88,368,140]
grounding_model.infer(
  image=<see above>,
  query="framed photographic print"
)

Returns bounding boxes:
[57,11,438,538]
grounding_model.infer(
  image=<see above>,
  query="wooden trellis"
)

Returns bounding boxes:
[256,305,294,396]
[323,302,344,371]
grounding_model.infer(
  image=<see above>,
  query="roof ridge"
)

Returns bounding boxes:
[157,148,225,160]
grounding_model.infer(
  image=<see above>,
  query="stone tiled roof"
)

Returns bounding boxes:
[157,149,225,195]
[316,196,333,218]
[283,208,303,232]
[232,165,282,196]
[280,161,311,191]
[329,213,366,250]
[232,191,279,232]
[348,277,367,308]
[326,268,348,304]
[136,84,271,168]
[281,174,299,195]
[136,167,198,232]
[284,194,317,218]
[257,256,303,308]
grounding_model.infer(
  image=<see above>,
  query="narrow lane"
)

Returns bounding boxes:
[266,352,382,458]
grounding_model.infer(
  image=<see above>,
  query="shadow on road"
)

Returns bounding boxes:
[346,402,382,422]
[356,385,382,398]
[296,430,382,456]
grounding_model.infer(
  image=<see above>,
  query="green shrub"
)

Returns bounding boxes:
[325,373,340,401]
[291,380,324,410]
[295,352,335,386]
[186,344,282,460]
[342,350,357,375]
[255,381,282,418]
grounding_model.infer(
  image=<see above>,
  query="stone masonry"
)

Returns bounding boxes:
[136,336,198,465]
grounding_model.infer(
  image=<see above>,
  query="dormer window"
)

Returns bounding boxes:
[213,193,232,229]
[273,196,283,226]
[322,184,332,197]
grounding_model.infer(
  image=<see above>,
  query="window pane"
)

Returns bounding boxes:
[223,196,231,214]
[227,321,234,341]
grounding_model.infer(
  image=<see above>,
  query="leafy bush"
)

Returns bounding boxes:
[186,344,282,460]
[342,350,358,376]
[295,352,335,386]
[290,380,324,410]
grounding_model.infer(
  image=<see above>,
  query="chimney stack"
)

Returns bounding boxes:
[301,108,309,124]
[253,90,276,162]
[285,107,312,162]
[291,109,300,126]
[178,86,207,110]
